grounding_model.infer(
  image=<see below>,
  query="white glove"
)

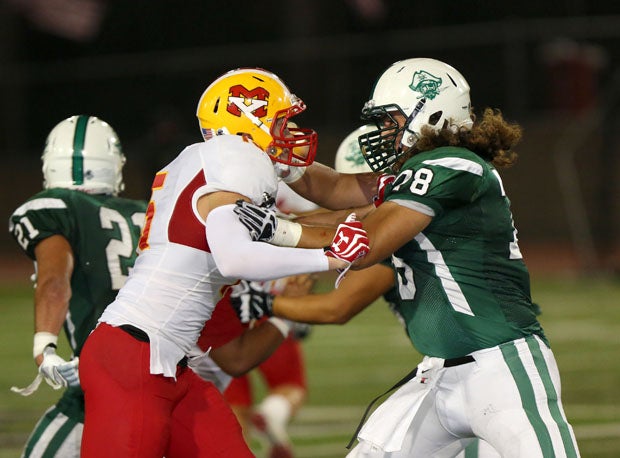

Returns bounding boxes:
[38,346,80,389]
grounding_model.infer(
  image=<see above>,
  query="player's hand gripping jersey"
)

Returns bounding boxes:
[386,146,546,358]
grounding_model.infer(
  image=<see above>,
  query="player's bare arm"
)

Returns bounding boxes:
[33,235,74,366]
[289,162,378,210]
[272,263,394,324]
[352,201,432,270]
[209,322,286,377]
[293,204,374,228]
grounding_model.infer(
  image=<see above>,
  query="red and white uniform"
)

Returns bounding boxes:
[80,135,328,458]
[98,136,326,378]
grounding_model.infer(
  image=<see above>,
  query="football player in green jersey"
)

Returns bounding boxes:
[9,115,148,458]
[233,124,501,457]
[346,58,579,457]
[234,58,580,457]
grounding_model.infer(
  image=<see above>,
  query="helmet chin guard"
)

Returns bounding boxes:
[360,58,473,172]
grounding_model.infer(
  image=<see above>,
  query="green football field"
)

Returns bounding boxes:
[1,274,619,457]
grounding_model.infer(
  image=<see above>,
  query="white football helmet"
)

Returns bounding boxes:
[334,125,374,173]
[42,115,125,195]
[359,58,473,171]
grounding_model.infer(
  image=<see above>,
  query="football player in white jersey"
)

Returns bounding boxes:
[234,58,580,457]
[78,68,369,458]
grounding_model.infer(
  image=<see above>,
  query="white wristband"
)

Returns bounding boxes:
[280,166,306,184]
[268,317,292,338]
[33,332,58,358]
[271,219,302,247]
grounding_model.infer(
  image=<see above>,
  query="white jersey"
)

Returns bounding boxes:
[100,135,279,377]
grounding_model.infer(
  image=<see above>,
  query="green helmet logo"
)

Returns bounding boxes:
[345,143,366,167]
[409,70,442,100]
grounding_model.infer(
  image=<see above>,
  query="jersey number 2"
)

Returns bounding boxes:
[100,208,145,290]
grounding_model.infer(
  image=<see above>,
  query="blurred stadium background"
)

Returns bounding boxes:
[1,1,619,456]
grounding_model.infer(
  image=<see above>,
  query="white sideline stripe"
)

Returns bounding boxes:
[566,404,620,420]
[544,321,620,343]
[573,423,620,439]
[296,406,363,421]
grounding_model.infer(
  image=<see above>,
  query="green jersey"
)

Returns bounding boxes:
[386,146,545,358]
[9,188,147,357]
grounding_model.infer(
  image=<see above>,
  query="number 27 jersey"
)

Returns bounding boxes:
[386,146,546,358]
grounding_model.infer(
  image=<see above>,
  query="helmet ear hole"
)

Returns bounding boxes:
[428,111,443,126]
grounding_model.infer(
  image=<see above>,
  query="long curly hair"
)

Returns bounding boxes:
[398,108,522,171]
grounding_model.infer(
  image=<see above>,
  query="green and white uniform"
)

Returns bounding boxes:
[348,147,579,458]
[9,188,146,458]
[388,146,545,357]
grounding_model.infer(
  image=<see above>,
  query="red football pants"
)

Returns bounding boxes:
[80,323,253,457]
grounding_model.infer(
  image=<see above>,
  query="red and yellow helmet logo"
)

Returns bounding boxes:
[226,85,269,119]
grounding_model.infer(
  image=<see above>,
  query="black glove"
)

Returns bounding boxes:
[234,200,278,242]
[229,280,275,323]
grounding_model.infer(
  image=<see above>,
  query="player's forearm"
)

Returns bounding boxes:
[33,235,74,336]
[272,292,359,324]
[33,280,71,365]
[34,279,71,335]
[289,163,377,210]
[295,224,335,249]
[210,323,284,377]
[294,204,374,228]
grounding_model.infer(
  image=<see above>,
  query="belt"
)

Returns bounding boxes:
[119,324,149,342]
[118,325,188,368]
[443,355,475,367]
[346,354,475,449]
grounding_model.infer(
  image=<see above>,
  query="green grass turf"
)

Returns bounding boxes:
[1,275,619,457]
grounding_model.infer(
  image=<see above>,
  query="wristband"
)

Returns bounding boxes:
[33,332,58,358]
[271,219,302,247]
[280,166,306,184]
[268,317,292,338]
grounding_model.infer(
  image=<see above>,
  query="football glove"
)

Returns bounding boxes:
[373,173,396,207]
[234,200,302,246]
[234,200,278,242]
[324,213,369,264]
[324,213,369,287]
[230,280,275,323]
[38,345,80,389]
